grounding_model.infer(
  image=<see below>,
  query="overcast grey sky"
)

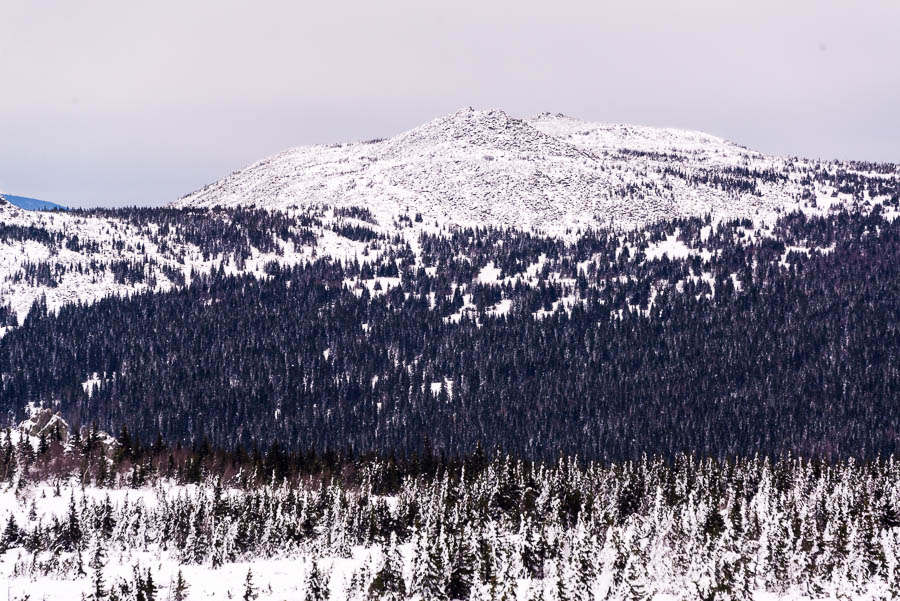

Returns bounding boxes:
[2,0,898,207]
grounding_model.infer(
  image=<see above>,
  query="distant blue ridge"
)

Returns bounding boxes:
[1,194,68,211]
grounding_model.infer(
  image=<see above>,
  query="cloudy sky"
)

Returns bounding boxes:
[2,0,898,207]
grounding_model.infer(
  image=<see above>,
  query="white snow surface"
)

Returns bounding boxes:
[644,231,694,261]
[173,108,891,233]
[0,482,388,601]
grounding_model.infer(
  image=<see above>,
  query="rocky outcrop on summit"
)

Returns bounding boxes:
[173,108,896,231]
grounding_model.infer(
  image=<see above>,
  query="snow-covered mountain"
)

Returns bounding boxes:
[0,192,67,211]
[1,110,897,327]
[5,112,900,601]
[173,108,892,231]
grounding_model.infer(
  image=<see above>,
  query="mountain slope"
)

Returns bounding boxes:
[173,108,897,231]
[0,201,328,326]
[5,209,900,461]
[2,110,897,328]
[0,193,67,211]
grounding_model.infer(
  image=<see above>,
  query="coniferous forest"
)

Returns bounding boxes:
[3,205,900,599]
[4,1,900,595]
[3,431,900,599]
[2,209,900,461]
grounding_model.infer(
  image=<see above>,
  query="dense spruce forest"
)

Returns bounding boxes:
[2,208,899,461]
[3,431,900,599]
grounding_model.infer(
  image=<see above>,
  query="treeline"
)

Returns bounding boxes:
[2,418,451,493]
[71,206,320,258]
[0,206,322,266]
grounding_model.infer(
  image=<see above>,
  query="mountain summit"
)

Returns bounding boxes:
[173,108,866,231]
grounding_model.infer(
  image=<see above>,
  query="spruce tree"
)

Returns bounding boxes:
[173,570,190,601]
[520,520,547,579]
[89,539,107,600]
[447,528,476,600]
[412,527,447,601]
[100,495,115,540]
[144,569,157,601]
[66,491,83,551]
[566,523,595,601]
[305,559,330,601]
[243,568,258,601]
[620,547,650,601]
[369,533,406,600]
[491,550,518,601]
[134,567,146,601]
[92,565,107,600]
[1,514,18,551]
[348,560,373,601]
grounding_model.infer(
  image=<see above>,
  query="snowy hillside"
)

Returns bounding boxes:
[0,201,334,326]
[173,108,897,231]
[1,111,897,327]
